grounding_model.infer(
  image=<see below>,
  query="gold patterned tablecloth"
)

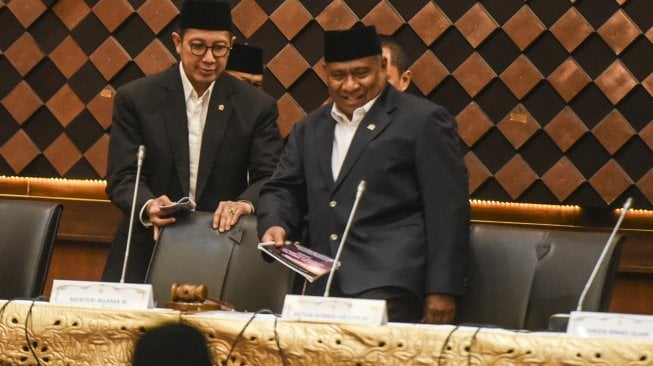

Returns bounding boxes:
[2,301,653,365]
[185,312,653,365]
[0,300,179,365]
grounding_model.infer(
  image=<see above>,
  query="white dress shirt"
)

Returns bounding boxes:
[180,63,215,202]
[330,96,379,180]
[139,64,215,226]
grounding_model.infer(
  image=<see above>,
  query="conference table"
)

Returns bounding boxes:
[1,300,652,365]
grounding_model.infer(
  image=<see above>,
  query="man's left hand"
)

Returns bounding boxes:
[213,200,254,232]
[422,293,456,324]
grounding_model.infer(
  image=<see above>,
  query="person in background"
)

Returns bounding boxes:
[379,34,412,92]
[103,0,283,283]
[257,23,470,324]
[226,43,264,88]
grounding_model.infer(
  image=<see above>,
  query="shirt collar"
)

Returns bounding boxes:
[330,94,380,125]
[179,62,215,102]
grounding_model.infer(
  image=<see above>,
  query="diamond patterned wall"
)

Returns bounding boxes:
[0,0,652,209]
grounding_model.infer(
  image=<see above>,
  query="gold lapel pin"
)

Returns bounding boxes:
[218,104,224,111]
[367,123,376,131]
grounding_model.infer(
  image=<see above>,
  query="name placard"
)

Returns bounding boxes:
[281,294,387,325]
[50,280,154,309]
[567,311,653,340]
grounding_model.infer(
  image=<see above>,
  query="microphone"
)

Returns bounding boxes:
[120,145,146,283]
[549,197,633,331]
[323,180,366,297]
[576,197,632,311]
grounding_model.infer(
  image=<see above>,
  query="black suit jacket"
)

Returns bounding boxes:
[104,65,283,282]
[257,85,470,298]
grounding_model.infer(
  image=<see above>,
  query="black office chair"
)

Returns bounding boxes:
[0,198,63,299]
[146,212,294,313]
[526,230,623,330]
[456,223,623,331]
[456,224,542,330]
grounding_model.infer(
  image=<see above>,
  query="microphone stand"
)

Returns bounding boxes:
[576,197,632,311]
[120,145,145,284]
[324,180,366,297]
[49,145,155,309]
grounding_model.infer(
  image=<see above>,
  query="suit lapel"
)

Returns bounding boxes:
[316,106,336,188]
[196,74,234,201]
[161,67,190,195]
[333,86,396,191]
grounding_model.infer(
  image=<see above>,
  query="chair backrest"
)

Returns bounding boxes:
[0,198,63,299]
[456,224,542,330]
[146,212,294,313]
[456,223,623,331]
[525,229,623,330]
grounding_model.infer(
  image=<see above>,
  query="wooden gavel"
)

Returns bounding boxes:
[167,283,235,312]
[170,283,208,302]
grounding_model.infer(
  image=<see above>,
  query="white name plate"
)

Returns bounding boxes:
[567,311,653,340]
[50,280,154,310]
[281,294,387,325]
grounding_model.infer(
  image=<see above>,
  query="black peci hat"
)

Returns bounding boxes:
[179,0,232,31]
[324,22,382,62]
[227,43,264,75]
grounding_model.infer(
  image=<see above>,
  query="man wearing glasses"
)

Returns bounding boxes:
[103,0,283,283]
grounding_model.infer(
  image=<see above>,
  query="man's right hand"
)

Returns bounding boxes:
[261,226,286,247]
[146,195,177,240]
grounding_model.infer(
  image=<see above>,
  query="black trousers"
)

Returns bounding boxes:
[327,279,423,323]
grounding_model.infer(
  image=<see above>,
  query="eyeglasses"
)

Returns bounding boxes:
[189,43,231,58]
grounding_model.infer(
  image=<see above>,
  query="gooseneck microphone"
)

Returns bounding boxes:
[120,145,146,284]
[324,180,366,297]
[576,197,633,311]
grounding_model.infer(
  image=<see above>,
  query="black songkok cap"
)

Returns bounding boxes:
[324,22,382,62]
[227,43,264,75]
[179,0,232,31]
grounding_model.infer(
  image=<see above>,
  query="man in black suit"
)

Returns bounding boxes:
[103,0,283,283]
[257,24,469,323]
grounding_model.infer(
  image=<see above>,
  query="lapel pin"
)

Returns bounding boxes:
[367,123,376,131]
[218,104,224,111]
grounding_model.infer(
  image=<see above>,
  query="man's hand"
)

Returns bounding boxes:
[213,200,254,232]
[422,293,456,324]
[261,226,286,247]
[147,195,177,240]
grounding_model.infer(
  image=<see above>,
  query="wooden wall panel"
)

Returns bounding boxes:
[611,272,653,314]
[44,239,109,296]
[0,0,651,209]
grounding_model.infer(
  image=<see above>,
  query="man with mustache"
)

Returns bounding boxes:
[257,23,469,323]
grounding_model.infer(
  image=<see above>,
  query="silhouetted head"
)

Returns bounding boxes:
[132,323,212,366]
